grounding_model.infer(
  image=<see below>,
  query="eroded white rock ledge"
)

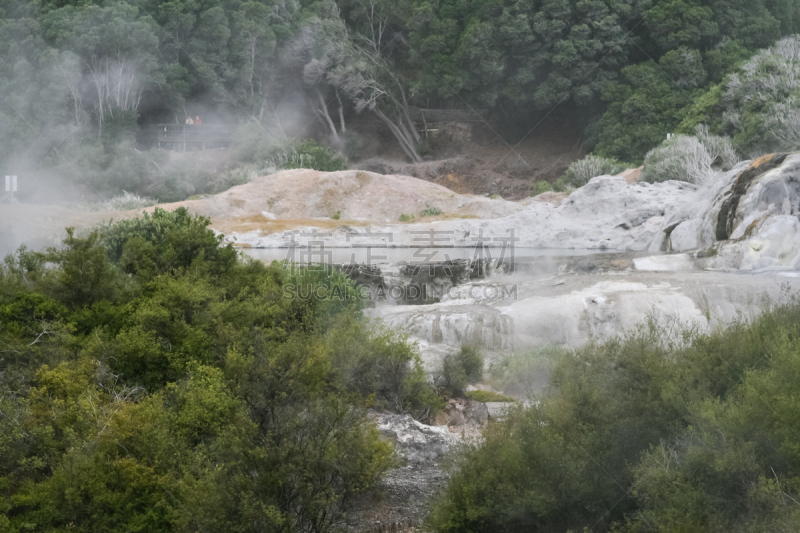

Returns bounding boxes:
[229,153,800,274]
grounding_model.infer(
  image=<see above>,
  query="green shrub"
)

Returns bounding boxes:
[331,210,341,220]
[101,207,237,281]
[282,140,346,171]
[531,180,553,196]
[203,165,255,194]
[431,306,800,533]
[57,139,167,198]
[399,214,415,222]
[328,321,441,419]
[420,204,443,217]
[438,345,484,396]
[487,347,563,398]
[558,155,626,190]
[153,171,198,203]
[465,390,516,403]
[552,175,570,192]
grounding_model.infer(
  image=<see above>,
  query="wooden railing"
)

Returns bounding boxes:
[150,124,236,150]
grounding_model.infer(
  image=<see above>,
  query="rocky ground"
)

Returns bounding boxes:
[369,267,800,369]
[227,172,694,250]
[345,401,490,533]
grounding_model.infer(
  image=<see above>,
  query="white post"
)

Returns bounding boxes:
[12,175,17,191]
[4,176,9,192]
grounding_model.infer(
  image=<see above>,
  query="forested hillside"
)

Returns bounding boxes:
[1,0,799,200]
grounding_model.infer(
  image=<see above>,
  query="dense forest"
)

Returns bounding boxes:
[2,0,800,200]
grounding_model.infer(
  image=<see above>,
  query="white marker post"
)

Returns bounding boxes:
[5,175,17,202]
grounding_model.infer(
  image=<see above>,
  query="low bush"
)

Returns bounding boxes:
[641,134,713,184]
[153,170,200,203]
[328,321,441,419]
[231,121,286,162]
[465,390,516,403]
[283,139,346,171]
[531,180,553,196]
[695,124,740,169]
[55,138,167,198]
[399,214,415,222]
[420,204,443,217]
[641,126,741,185]
[557,155,626,190]
[437,345,484,396]
[0,212,440,532]
[105,191,158,211]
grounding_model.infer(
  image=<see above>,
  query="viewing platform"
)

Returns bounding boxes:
[150,124,236,151]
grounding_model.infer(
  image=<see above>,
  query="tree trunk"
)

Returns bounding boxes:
[315,89,340,142]
[374,108,422,163]
[336,90,346,133]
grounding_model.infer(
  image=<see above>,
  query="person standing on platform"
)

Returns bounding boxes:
[185,116,194,125]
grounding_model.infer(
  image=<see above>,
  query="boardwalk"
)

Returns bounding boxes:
[151,124,236,151]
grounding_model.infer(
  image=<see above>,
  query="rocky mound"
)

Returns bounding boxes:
[153,168,523,225]
[236,174,697,250]
[663,153,800,270]
[235,152,800,275]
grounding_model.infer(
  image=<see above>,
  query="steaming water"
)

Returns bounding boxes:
[241,247,612,265]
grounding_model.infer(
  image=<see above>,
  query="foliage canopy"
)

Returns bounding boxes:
[0,210,439,532]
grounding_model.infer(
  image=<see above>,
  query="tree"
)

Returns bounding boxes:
[595,48,708,163]
[45,228,118,308]
[717,35,800,156]
[229,1,281,125]
[409,0,634,118]
[42,3,162,134]
[289,0,425,161]
[101,207,237,281]
[287,3,351,144]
